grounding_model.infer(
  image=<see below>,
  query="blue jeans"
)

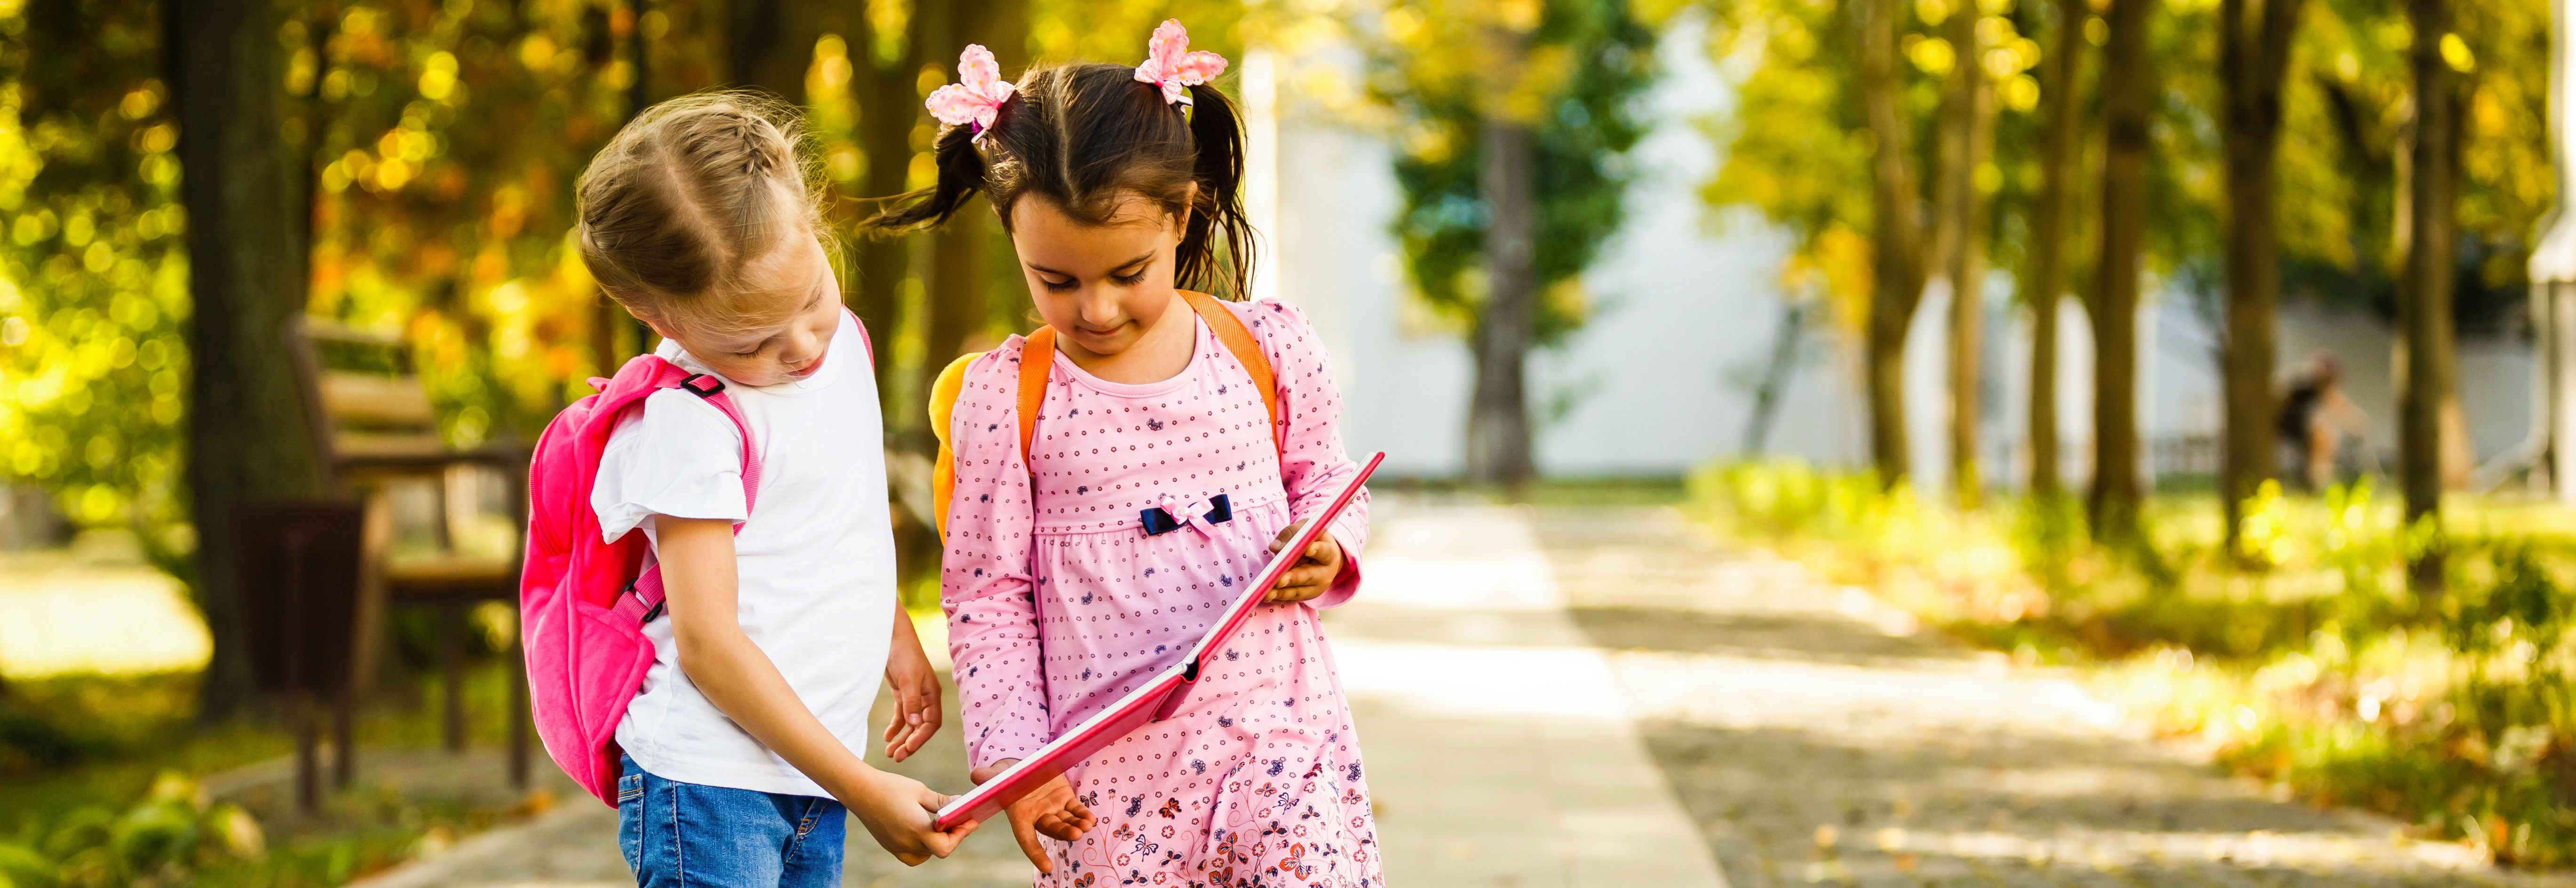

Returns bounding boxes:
[618,755,847,888]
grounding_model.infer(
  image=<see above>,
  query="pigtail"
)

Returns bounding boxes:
[1176,81,1255,300]
[863,115,997,232]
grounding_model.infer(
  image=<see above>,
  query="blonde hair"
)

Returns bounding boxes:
[576,92,830,336]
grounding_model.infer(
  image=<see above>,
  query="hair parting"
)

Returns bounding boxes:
[575,91,833,336]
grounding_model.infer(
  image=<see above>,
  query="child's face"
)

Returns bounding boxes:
[1008,192,1189,359]
[643,237,842,387]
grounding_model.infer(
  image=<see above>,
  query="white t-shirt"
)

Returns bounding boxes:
[591,309,894,798]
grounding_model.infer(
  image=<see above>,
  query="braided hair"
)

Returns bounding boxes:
[576,92,831,335]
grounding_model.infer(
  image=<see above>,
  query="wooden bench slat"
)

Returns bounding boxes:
[319,371,437,429]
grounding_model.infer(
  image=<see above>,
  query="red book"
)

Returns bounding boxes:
[932,452,1386,832]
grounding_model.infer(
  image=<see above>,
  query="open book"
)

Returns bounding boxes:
[932,452,1386,832]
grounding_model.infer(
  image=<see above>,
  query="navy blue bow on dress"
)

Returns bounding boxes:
[1141,493,1232,536]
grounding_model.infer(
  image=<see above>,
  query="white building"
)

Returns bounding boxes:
[1250,16,2535,487]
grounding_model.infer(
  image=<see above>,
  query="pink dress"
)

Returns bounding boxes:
[941,298,1381,888]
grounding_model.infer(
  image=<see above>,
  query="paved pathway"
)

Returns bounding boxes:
[1525,503,2563,888]
[1323,501,1731,887]
[355,500,2576,888]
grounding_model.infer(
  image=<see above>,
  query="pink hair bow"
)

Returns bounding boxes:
[926,44,1015,143]
[1134,19,1227,107]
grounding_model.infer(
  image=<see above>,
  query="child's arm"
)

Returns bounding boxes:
[940,349,1094,871]
[657,517,975,864]
[882,602,942,761]
[1252,300,1368,605]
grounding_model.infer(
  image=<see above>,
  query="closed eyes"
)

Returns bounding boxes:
[1034,259,1152,291]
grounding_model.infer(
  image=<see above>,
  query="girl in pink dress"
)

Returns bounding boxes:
[866,22,1382,888]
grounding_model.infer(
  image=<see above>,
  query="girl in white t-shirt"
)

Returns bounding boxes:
[574,93,978,885]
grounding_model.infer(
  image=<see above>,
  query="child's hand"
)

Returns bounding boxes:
[971,761,1095,873]
[883,626,943,762]
[1265,520,1345,603]
[841,767,977,866]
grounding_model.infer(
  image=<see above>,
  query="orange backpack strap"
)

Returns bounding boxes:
[1010,293,1284,469]
[928,351,983,536]
[1179,290,1285,460]
[1017,325,1057,466]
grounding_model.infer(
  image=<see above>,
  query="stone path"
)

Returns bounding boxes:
[350,677,1034,888]
[1525,503,2565,888]
[1323,501,1731,887]
[354,500,2576,888]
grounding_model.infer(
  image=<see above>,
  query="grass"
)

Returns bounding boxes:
[1691,460,2576,868]
[2,651,558,887]
[1370,474,1692,506]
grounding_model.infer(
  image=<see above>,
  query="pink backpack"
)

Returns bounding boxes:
[519,355,762,807]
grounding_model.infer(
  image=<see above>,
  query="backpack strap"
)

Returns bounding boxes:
[927,293,1285,538]
[610,371,761,625]
[1178,290,1282,460]
[929,350,982,535]
[1012,293,1281,468]
[1017,324,1058,466]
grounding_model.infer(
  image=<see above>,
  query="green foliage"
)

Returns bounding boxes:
[0,1,190,556]
[1357,0,1658,343]
[298,0,685,443]
[1696,458,2576,866]
[1703,0,2554,338]
[3,771,267,887]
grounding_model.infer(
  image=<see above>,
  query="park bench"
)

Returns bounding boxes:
[289,317,530,789]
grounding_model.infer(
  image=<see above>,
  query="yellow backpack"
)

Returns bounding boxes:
[930,290,1285,535]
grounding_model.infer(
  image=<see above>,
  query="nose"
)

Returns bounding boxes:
[777,324,822,367]
[1074,287,1124,330]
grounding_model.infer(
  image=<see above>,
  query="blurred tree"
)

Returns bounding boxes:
[1860,0,1928,486]
[298,0,679,450]
[2022,0,2088,496]
[168,0,334,719]
[2091,0,2153,539]
[2216,0,2304,554]
[2400,0,2456,594]
[1357,0,1658,486]
[1928,0,1997,505]
[731,0,818,102]
[916,0,1024,414]
[1471,13,1539,486]
[848,0,917,423]
[0,1,191,570]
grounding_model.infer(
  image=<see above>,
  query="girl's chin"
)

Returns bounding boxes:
[1066,329,1137,356]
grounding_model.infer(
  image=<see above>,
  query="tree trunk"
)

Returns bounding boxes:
[2090,0,2157,540]
[2218,0,2304,555]
[169,0,334,722]
[853,2,923,424]
[1464,21,1539,488]
[1861,0,1928,488]
[920,0,1022,411]
[605,0,658,369]
[1742,300,1809,455]
[2025,0,2089,498]
[729,0,818,104]
[1467,114,1540,486]
[1936,6,1996,507]
[2401,0,2457,594]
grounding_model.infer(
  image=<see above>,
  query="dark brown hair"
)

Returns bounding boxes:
[575,92,827,335]
[864,62,1256,299]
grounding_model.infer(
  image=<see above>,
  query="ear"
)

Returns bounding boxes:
[1173,182,1199,237]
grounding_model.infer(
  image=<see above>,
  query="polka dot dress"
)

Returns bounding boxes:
[941,298,1381,888]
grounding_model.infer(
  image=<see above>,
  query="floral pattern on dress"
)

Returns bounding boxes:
[942,299,1380,887]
